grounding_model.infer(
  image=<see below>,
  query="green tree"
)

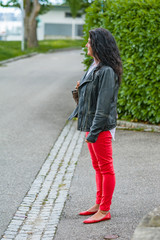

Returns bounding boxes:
[0,0,51,48]
[66,0,94,18]
[66,0,81,18]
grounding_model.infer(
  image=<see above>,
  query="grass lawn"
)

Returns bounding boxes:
[0,39,83,62]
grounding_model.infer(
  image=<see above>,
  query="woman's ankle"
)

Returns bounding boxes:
[88,204,99,211]
[94,203,100,209]
[99,210,109,214]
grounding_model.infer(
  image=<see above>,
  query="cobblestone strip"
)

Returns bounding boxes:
[1,120,85,240]
[41,131,84,240]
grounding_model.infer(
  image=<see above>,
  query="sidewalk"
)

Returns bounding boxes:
[54,126,160,240]
[1,121,160,240]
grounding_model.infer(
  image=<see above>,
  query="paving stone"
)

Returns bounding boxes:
[132,227,160,240]
[132,206,160,240]
[1,237,13,240]
[15,235,28,240]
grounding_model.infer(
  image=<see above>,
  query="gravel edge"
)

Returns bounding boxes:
[117,120,160,132]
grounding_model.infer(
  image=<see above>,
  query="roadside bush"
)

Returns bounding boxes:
[83,0,160,124]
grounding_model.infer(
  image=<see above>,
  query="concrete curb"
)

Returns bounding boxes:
[0,47,81,66]
[117,120,160,132]
[131,206,160,240]
[0,52,37,65]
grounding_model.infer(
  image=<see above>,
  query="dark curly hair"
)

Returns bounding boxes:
[89,28,123,84]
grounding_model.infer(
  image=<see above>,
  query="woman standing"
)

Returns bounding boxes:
[69,28,122,224]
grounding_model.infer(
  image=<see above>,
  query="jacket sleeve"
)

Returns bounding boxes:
[68,105,78,120]
[86,67,116,143]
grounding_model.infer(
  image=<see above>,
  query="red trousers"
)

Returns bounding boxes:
[86,131,115,211]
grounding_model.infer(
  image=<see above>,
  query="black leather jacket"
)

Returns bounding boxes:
[69,65,119,143]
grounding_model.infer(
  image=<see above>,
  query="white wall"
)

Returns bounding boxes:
[37,7,85,40]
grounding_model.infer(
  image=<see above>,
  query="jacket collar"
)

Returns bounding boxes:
[79,67,97,88]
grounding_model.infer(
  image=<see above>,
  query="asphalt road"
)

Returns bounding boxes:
[0,50,84,238]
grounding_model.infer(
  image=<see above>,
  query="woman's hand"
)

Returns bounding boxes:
[75,81,80,89]
[85,139,91,143]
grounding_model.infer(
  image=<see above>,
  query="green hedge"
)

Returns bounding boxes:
[83,0,160,124]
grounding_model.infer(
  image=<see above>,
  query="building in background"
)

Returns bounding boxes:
[38,5,85,40]
[0,5,85,41]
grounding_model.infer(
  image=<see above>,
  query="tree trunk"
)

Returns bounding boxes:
[28,17,38,48]
[24,0,41,48]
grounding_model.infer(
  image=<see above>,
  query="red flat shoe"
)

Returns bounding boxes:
[83,212,111,224]
[79,210,98,216]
